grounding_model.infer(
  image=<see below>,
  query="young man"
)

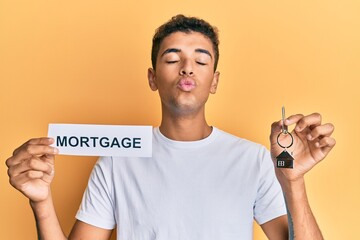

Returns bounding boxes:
[6,15,335,239]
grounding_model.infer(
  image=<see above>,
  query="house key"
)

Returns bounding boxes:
[276,106,294,168]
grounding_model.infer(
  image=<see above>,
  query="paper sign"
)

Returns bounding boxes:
[48,124,152,157]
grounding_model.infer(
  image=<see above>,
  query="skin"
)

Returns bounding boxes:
[267,113,335,239]
[148,32,220,141]
[5,31,335,240]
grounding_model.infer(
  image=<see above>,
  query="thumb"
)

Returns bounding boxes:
[270,120,283,145]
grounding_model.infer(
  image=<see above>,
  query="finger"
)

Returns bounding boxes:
[28,137,54,145]
[9,170,45,190]
[317,137,336,156]
[294,113,322,132]
[40,154,55,165]
[8,158,53,178]
[283,114,305,127]
[9,144,58,167]
[270,120,287,148]
[307,123,335,141]
[271,120,283,135]
[13,138,54,156]
[316,136,336,148]
[271,113,306,133]
[40,154,55,176]
[6,152,55,169]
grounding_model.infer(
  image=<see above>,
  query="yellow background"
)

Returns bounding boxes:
[1,0,359,239]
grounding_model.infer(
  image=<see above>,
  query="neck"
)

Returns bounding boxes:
[159,108,212,141]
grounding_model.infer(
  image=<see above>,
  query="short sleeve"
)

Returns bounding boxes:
[254,147,287,225]
[76,156,116,229]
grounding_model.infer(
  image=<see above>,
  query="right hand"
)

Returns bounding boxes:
[6,138,59,203]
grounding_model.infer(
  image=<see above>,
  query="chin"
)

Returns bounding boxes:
[166,96,205,115]
[172,103,203,116]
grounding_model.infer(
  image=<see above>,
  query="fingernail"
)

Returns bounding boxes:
[307,134,313,140]
[53,147,59,154]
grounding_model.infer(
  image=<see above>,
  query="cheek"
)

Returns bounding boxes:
[157,65,179,78]
[157,71,182,89]
[154,72,174,90]
[196,64,214,75]
[198,71,215,84]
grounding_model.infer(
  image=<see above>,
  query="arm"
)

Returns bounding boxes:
[31,195,112,240]
[261,180,322,240]
[6,138,112,240]
[69,220,112,239]
[31,194,67,240]
[281,178,322,240]
[261,215,289,240]
[32,198,112,240]
[267,113,335,239]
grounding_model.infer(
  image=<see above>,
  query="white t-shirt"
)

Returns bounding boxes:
[76,127,286,239]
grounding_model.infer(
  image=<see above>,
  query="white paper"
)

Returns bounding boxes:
[48,124,152,157]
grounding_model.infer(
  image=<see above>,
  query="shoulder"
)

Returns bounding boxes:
[212,127,271,166]
[90,156,115,179]
[95,156,114,168]
[214,127,267,152]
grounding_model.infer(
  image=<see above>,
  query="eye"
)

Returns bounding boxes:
[166,60,179,64]
[196,61,207,66]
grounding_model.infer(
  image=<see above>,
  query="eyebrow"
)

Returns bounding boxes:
[161,48,181,57]
[160,48,213,59]
[195,48,212,58]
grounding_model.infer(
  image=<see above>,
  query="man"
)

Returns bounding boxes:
[6,15,335,239]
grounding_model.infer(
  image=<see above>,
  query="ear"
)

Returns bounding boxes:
[147,68,158,91]
[210,71,220,94]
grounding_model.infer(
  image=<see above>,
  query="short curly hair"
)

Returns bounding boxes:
[151,14,220,71]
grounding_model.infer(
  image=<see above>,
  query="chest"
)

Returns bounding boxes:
[111,152,259,238]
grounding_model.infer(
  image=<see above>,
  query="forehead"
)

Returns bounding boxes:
[159,31,214,55]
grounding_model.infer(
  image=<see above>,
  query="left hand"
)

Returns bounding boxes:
[270,113,336,182]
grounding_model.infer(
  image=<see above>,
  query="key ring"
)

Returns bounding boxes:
[276,106,295,168]
[276,131,294,149]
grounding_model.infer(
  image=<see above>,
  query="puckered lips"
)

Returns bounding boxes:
[177,77,196,92]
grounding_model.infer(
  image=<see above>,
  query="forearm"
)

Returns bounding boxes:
[281,178,323,240]
[30,192,67,240]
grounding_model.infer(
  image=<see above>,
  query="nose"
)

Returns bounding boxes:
[180,59,194,76]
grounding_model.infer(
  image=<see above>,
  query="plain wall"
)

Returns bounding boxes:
[1,0,359,239]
